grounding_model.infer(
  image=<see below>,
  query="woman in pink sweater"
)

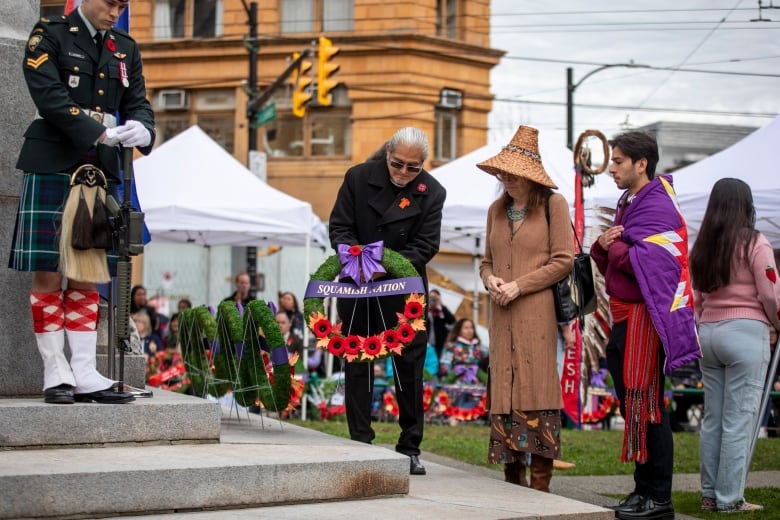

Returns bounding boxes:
[690,178,780,513]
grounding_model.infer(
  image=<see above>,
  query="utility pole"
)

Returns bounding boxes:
[243,0,258,299]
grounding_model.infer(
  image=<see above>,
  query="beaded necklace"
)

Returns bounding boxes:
[507,202,527,222]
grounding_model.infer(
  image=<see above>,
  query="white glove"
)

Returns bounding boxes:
[116,120,151,148]
[102,126,122,147]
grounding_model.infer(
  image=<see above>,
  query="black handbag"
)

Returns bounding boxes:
[546,199,597,322]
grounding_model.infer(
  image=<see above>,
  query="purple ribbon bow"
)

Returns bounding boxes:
[454,364,479,384]
[337,241,386,285]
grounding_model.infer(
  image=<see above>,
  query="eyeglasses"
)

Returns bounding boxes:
[388,157,423,174]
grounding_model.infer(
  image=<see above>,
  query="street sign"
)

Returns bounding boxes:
[255,102,276,126]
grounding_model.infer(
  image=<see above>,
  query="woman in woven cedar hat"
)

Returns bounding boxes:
[478,125,574,492]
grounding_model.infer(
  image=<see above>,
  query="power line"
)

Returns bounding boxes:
[636,0,743,107]
[491,96,776,119]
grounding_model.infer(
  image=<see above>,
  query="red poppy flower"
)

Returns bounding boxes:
[345,335,362,355]
[382,329,400,349]
[397,323,416,343]
[106,39,116,52]
[327,336,346,356]
[417,183,427,193]
[312,318,332,338]
[404,301,424,320]
[363,335,383,356]
[349,245,362,257]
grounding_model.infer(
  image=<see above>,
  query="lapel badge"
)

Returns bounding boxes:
[399,197,411,209]
[69,106,80,116]
[416,183,427,193]
[69,26,79,32]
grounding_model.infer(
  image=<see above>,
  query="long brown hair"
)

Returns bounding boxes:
[690,178,758,292]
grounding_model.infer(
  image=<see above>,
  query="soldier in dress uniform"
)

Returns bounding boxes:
[9,0,155,404]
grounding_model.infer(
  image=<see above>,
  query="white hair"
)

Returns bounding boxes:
[388,127,429,163]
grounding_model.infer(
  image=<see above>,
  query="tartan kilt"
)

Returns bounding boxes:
[8,172,117,273]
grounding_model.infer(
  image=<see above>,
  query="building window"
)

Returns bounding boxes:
[263,86,351,158]
[154,89,235,153]
[436,0,458,39]
[39,0,64,18]
[281,0,353,33]
[435,109,457,161]
[154,0,223,40]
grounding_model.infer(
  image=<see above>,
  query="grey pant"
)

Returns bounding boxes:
[698,319,770,509]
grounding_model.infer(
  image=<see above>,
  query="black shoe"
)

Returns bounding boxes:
[409,455,426,475]
[74,388,135,404]
[616,496,674,520]
[606,492,644,512]
[44,384,75,404]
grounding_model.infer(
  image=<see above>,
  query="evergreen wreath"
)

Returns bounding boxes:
[178,301,292,412]
[303,246,426,362]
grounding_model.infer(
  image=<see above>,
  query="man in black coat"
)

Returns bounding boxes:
[329,127,446,475]
[9,0,154,405]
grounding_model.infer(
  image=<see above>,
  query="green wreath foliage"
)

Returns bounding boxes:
[179,306,216,397]
[212,301,244,397]
[236,300,291,411]
[178,301,291,412]
[303,246,424,362]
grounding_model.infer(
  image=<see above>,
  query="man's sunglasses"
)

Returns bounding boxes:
[388,158,423,174]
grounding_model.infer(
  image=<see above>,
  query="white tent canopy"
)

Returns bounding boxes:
[667,116,780,249]
[134,125,327,247]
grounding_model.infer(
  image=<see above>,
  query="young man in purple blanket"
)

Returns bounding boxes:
[590,131,700,520]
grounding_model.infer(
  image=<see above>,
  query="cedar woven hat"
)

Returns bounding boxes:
[476,125,557,189]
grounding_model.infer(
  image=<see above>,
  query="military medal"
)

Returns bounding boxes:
[119,61,129,87]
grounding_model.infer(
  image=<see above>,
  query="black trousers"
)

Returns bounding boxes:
[607,321,673,502]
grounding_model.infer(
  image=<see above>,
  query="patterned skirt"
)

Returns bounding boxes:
[488,409,562,464]
[8,172,116,273]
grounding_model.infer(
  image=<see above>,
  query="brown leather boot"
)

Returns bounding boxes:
[530,454,553,492]
[503,458,528,487]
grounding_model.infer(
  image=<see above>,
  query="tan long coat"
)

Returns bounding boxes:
[480,192,574,414]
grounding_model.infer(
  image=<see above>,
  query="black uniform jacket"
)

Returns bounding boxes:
[329,159,446,284]
[17,12,155,179]
[329,159,446,338]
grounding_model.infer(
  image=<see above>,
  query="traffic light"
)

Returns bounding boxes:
[317,36,340,106]
[290,52,312,118]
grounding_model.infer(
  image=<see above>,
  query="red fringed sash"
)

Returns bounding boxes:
[611,299,661,464]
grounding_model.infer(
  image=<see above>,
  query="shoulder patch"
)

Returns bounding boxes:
[27,34,43,52]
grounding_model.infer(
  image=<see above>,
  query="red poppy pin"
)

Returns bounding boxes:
[399,197,410,209]
[416,183,427,193]
[106,39,116,52]
[766,266,777,284]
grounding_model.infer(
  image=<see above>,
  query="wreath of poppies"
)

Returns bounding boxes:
[303,246,426,362]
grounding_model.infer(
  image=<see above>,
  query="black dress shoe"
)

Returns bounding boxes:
[409,455,426,475]
[74,388,135,404]
[616,496,674,520]
[606,492,644,512]
[44,384,75,404]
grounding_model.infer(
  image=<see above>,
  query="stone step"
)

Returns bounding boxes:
[0,388,221,448]
[0,444,408,519]
[0,412,409,520]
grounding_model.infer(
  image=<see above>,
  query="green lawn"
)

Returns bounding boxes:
[288,419,780,518]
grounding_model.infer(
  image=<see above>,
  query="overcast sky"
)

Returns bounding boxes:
[487,0,780,146]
